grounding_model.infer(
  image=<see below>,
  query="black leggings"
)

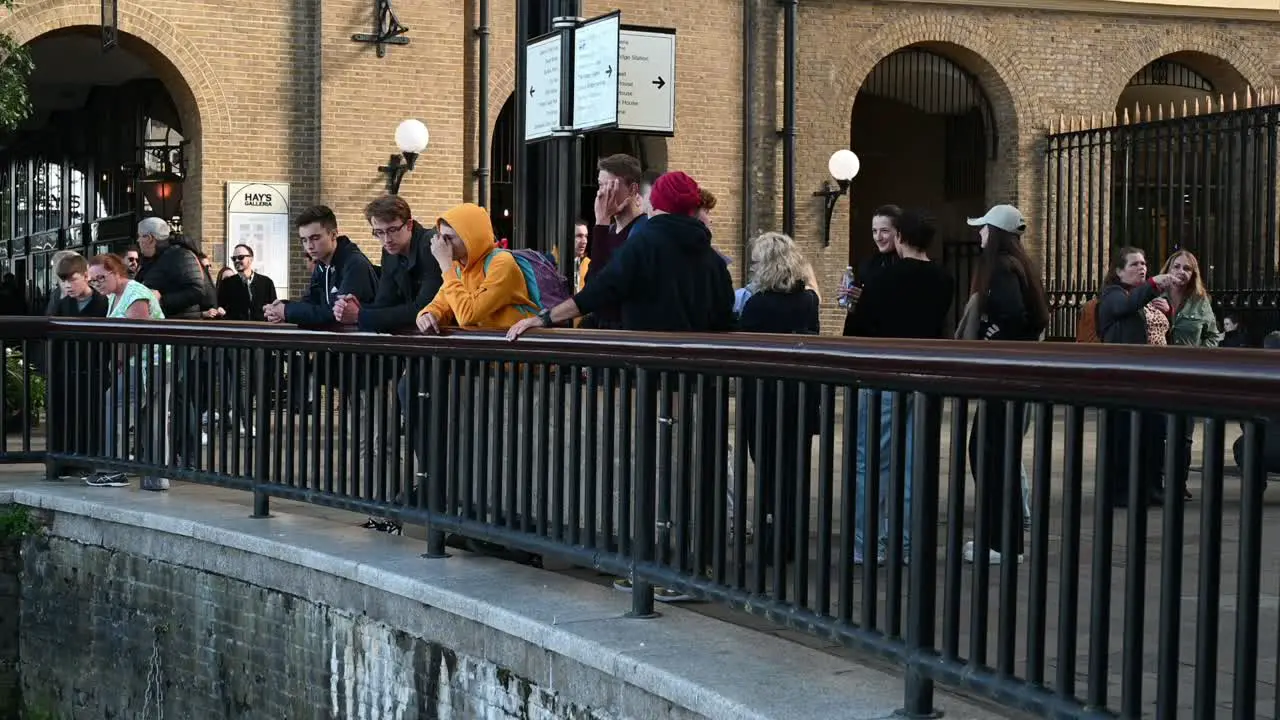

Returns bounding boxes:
[968,400,1025,557]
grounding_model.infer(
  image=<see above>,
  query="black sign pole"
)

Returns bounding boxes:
[550,0,581,274]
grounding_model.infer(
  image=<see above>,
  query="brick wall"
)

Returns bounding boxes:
[17,535,625,719]
[5,0,1280,320]
[0,533,18,715]
[787,2,1279,333]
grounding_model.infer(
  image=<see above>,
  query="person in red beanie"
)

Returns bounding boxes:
[507,169,734,601]
[648,171,703,217]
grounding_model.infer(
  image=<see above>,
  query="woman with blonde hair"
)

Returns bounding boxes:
[738,231,820,566]
[1161,249,1221,500]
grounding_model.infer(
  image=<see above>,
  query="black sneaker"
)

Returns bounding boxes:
[84,472,129,488]
[360,517,403,535]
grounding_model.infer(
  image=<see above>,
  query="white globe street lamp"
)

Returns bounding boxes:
[815,149,861,247]
[380,118,430,194]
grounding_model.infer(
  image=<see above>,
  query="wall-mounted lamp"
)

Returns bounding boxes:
[813,149,860,247]
[378,118,430,194]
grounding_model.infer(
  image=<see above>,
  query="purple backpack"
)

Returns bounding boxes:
[482,249,573,314]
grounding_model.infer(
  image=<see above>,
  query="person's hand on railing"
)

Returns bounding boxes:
[507,315,542,341]
[333,294,360,325]
[263,300,287,323]
[201,307,226,319]
[416,311,441,335]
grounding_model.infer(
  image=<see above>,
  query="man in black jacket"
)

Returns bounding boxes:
[135,217,213,463]
[264,205,377,326]
[333,194,443,534]
[507,171,733,591]
[135,217,212,320]
[219,244,278,322]
[333,194,441,332]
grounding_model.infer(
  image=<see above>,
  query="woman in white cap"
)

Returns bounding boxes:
[963,204,1050,566]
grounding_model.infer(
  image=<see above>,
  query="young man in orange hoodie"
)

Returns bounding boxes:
[415,203,538,334]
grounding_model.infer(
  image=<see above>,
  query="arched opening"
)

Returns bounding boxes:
[490,95,667,248]
[848,46,1004,324]
[1116,52,1249,117]
[1111,53,1253,267]
[0,27,197,313]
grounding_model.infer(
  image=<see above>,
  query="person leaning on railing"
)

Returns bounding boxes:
[507,170,736,602]
[962,204,1050,566]
[1161,249,1221,501]
[414,203,538,335]
[84,253,170,492]
[48,253,109,460]
[1097,246,1179,509]
[340,194,445,535]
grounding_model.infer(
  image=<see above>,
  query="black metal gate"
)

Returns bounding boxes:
[1042,95,1280,342]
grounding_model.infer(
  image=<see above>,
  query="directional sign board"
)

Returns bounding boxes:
[618,27,676,135]
[525,33,562,142]
[572,12,621,132]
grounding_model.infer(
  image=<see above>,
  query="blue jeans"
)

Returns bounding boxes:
[854,388,914,559]
[103,370,167,489]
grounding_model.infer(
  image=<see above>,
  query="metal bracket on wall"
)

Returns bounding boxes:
[351,0,410,58]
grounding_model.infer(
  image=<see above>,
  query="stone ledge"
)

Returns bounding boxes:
[2,479,997,720]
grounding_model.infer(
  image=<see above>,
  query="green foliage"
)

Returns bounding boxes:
[4,348,45,423]
[0,505,39,540]
[0,0,33,133]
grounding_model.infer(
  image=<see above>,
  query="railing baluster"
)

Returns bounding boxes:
[629,366,658,619]
[903,391,941,717]
[1155,414,1188,715]
[1234,420,1265,718]
[1055,405,1085,700]
[1026,402,1053,686]
[814,383,836,618]
[1087,409,1115,709]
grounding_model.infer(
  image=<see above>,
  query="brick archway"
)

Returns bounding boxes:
[0,0,234,246]
[488,59,516,144]
[797,13,1038,323]
[1103,31,1273,110]
[819,14,1037,151]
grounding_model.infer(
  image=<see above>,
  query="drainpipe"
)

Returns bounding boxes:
[475,0,491,208]
[781,0,797,238]
[740,0,756,286]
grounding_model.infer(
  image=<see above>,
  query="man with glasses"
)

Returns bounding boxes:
[333,194,441,331]
[333,194,443,534]
[124,246,141,278]
[219,244,278,322]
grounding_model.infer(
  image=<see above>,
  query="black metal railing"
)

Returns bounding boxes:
[3,316,1280,718]
[1043,99,1280,341]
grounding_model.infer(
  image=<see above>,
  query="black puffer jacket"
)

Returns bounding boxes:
[137,236,211,319]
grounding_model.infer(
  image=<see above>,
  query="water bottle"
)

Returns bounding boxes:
[838,266,855,309]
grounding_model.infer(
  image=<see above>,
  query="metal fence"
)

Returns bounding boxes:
[1042,98,1280,342]
[3,317,1280,718]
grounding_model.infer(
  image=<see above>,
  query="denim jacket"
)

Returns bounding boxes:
[1167,294,1222,348]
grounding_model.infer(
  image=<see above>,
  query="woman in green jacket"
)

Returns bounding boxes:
[1162,250,1222,499]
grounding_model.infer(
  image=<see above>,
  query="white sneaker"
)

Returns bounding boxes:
[962,540,1022,565]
